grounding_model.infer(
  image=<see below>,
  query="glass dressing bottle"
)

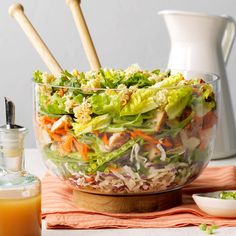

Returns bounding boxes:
[0,98,41,236]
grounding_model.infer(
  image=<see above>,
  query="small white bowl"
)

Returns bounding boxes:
[192,190,236,218]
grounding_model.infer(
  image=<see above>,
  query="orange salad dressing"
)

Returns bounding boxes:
[0,194,41,236]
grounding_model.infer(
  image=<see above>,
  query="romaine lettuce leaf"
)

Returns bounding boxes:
[72,114,111,136]
[154,73,184,88]
[191,84,216,116]
[123,72,155,88]
[39,93,67,114]
[165,87,192,120]
[107,114,144,130]
[99,68,124,88]
[89,92,120,115]
[120,89,159,116]
[33,70,43,83]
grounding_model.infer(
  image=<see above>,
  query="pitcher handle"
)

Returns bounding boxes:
[222,16,236,64]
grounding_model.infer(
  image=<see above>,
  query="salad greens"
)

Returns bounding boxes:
[34,65,217,194]
[199,224,218,235]
[219,191,236,200]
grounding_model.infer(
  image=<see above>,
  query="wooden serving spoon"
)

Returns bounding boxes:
[9,3,63,77]
[66,0,101,70]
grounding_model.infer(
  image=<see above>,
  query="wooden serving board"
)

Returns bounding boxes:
[73,189,182,213]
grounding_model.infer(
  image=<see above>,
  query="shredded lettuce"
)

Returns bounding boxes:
[87,138,141,173]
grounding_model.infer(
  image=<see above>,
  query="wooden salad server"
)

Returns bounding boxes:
[9,3,63,77]
[66,0,101,70]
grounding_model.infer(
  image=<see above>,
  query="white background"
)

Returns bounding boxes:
[0,0,235,147]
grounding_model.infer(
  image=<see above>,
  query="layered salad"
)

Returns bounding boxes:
[34,65,217,194]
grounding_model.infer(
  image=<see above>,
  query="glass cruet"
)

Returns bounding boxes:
[0,98,41,236]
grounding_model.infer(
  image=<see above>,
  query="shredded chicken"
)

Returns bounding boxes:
[108,132,130,150]
[153,111,167,132]
[51,115,72,132]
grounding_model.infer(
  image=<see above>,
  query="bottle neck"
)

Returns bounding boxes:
[0,128,27,173]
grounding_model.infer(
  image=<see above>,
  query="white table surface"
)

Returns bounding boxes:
[25,149,236,236]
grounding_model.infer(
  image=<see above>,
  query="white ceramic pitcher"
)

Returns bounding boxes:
[159,10,236,159]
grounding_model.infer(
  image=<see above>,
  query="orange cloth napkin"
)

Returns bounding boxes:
[42,166,236,229]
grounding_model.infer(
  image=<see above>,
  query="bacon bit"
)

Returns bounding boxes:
[102,133,109,145]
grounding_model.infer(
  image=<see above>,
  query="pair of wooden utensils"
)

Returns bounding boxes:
[8,0,101,77]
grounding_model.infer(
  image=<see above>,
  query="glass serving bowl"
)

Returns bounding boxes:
[33,70,219,195]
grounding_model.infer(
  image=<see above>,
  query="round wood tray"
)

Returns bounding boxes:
[73,188,182,213]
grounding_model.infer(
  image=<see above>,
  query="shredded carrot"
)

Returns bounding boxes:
[92,130,99,137]
[72,138,89,161]
[130,131,136,139]
[61,135,74,153]
[73,138,82,152]
[53,128,67,135]
[102,133,109,145]
[40,116,58,125]
[81,144,89,161]
[131,129,159,144]
[63,122,71,131]
[109,166,120,172]
[160,138,173,148]
[50,133,62,142]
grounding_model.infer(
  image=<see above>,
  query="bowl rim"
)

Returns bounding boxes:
[193,190,236,203]
[31,69,220,90]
